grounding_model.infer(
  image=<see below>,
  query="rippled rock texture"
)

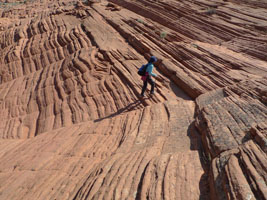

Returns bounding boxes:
[0,0,266,199]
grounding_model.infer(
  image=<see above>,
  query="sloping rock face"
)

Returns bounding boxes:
[0,0,266,199]
[195,79,267,200]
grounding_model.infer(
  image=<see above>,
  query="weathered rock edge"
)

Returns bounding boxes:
[195,78,267,200]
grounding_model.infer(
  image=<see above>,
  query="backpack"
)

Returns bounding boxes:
[138,64,148,76]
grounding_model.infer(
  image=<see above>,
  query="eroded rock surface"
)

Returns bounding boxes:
[195,79,267,199]
[0,0,266,199]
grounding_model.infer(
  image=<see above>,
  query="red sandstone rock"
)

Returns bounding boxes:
[0,0,266,199]
[195,79,267,199]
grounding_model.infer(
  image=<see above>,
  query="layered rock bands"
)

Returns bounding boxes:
[0,0,266,199]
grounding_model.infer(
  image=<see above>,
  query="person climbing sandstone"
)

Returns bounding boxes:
[139,56,157,97]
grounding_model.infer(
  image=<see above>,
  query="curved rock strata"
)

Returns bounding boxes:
[0,0,266,199]
[195,79,267,200]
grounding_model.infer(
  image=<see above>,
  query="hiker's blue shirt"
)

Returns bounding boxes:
[146,63,157,77]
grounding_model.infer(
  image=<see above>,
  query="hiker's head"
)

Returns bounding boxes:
[149,56,157,63]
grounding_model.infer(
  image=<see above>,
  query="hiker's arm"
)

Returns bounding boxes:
[151,72,157,77]
[147,65,157,77]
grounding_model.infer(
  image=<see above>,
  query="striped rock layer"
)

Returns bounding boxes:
[0,0,266,200]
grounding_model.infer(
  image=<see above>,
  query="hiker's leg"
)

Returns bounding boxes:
[141,80,148,95]
[148,78,155,94]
